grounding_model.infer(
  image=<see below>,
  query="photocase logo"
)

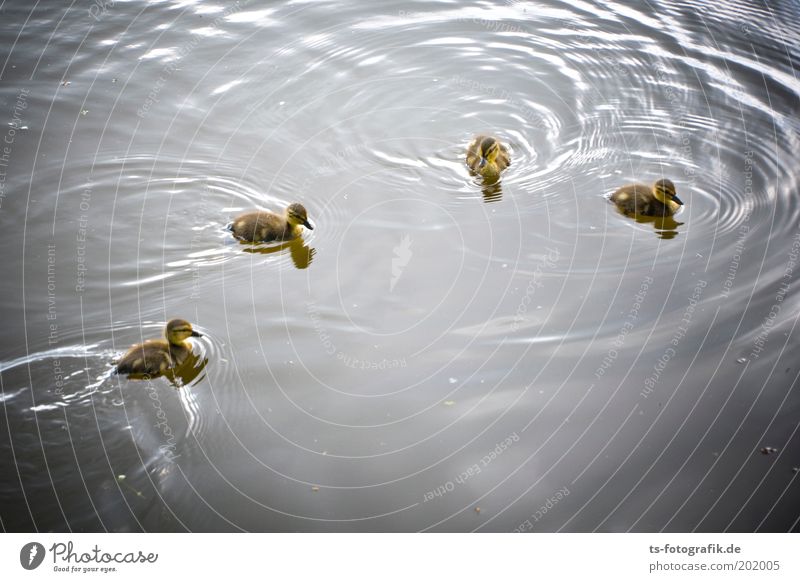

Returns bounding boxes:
[390,235,413,292]
[20,542,46,570]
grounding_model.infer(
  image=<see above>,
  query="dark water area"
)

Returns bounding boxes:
[1,0,799,532]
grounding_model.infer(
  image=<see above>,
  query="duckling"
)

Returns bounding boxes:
[114,319,202,377]
[466,135,510,181]
[610,179,683,217]
[228,203,313,243]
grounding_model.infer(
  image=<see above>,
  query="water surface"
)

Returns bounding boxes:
[1,0,799,532]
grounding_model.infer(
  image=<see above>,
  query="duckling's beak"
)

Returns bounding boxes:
[478,157,487,169]
[672,195,684,205]
[191,330,202,337]
[303,219,314,230]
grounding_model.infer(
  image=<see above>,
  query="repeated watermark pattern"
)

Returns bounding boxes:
[513,486,571,531]
[142,378,181,462]
[0,88,29,210]
[749,232,799,360]
[88,0,115,20]
[397,11,526,34]
[1,0,795,541]
[336,353,407,371]
[511,247,560,331]
[46,244,58,344]
[189,183,213,301]
[722,150,755,297]
[721,224,748,298]
[136,2,248,118]
[74,182,92,294]
[655,62,698,189]
[594,275,653,378]
[641,280,707,398]
[423,432,519,502]
[450,74,551,132]
[45,243,67,397]
[306,301,407,370]
[455,15,526,34]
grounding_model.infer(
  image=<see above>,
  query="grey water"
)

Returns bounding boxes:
[1,0,799,532]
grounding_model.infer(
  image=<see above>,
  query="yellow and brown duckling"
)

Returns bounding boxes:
[228,203,313,243]
[114,319,202,377]
[466,135,510,181]
[610,179,683,217]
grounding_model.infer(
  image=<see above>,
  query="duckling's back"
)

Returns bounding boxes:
[114,340,174,376]
[611,183,672,217]
[229,211,291,243]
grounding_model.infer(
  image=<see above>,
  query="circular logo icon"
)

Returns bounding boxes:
[20,542,46,570]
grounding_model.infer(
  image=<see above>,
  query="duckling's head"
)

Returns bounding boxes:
[286,203,313,230]
[477,137,502,172]
[165,319,202,345]
[654,179,683,206]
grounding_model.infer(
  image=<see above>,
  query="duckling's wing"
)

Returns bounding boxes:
[466,136,483,168]
[497,142,510,169]
[114,346,142,374]
[467,135,486,155]
[114,341,172,376]
[612,184,652,201]
[232,212,257,239]
[610,185,640,214]
[231,211,271,242]
[611,184,658,215]
[258,212,292,242]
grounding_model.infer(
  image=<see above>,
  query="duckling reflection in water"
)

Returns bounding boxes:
[114,319,202,379]
[242,237,316,269]
[228,202,313,243]
[480,181,503,203]
[163,350,208,387]
[630,213,684,240]
[610,179,683,217]
[466,135,510,183]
